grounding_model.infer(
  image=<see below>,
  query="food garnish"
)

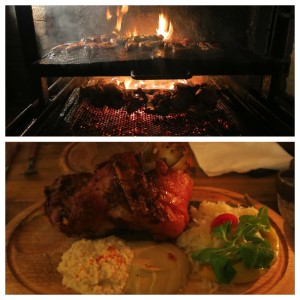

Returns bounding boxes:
[192,206,275,284]
[210,213,239,232]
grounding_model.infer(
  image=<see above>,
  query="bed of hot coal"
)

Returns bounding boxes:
[39,88,247,136]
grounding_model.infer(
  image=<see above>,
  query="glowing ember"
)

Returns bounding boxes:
[156,14,173,40]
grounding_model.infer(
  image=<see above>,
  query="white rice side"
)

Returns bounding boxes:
[177,201,258,278]
[57,236,134,294]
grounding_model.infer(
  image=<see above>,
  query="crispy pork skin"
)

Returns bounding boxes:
[146,160,193,239]
[44,151,193,240]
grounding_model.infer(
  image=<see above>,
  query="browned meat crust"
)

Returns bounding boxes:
[44,151,193,240]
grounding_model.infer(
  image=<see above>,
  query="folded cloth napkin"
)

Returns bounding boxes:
[189,142,293,177]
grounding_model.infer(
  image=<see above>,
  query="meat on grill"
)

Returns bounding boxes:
[49,32,218,57]
[44,151,193,240]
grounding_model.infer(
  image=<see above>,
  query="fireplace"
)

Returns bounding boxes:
[5,5,294,136]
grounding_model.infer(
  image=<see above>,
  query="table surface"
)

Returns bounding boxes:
[6,141,286,224]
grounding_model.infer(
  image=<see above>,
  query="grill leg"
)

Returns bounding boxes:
[41,77,49,106]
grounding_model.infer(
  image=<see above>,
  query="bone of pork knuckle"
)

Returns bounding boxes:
[44,143,193,240]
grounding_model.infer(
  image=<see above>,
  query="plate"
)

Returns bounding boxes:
[6,187,294,294]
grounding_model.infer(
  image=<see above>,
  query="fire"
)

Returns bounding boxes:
[109,77,187,90]
[106,8,112,20]
[115,5,129,32]
[156,14,173,40]
[105,7,173,40]
[126,28,138,37]
[121,5,128,15]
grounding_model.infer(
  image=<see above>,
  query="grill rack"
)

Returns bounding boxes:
[39,88,247,136]
[12,74,293,136]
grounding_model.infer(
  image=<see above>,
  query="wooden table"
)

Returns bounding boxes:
[6,141,284,224]
[6,142,70,224]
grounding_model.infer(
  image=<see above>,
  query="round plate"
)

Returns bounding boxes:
[6,187,294,294]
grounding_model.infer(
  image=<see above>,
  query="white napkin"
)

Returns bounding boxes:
[189,142,293,177]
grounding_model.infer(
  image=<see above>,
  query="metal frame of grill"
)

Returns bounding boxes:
[5,5,295,136]
[7,75,291,137]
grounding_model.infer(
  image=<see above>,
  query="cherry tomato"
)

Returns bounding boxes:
[211,213,239,231]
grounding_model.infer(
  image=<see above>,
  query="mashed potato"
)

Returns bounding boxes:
[57,236,134,294]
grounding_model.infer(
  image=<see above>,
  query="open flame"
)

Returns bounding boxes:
[108,74,207,89]
[109,77,188,90]
[107,5,129,32]
[116,5,129,32]
[101,8,191,88]
[106,8,112,20]
[106,7,173,39]
[126,28,138,37]
[156,14,173,40]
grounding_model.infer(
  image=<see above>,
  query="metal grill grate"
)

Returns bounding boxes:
[40,91,245,136]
